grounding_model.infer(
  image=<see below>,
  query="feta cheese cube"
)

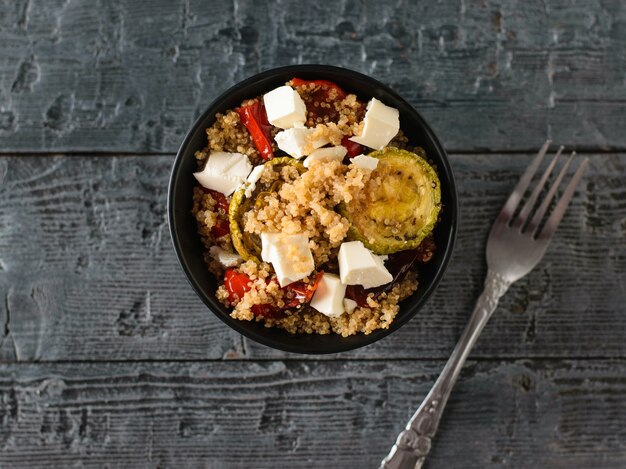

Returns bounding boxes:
[193,151,252,196]
[275,127,329,159]
[350,154,379,171]
[275,127,314,159]
[260,232,280,263]
[244,165,265,198]
[263,86,307,129]
[338,241,393,289]
[310,273,347,318]
[349,98,400,150]
[343,298,358,314]
[303,146,347,168]
[260,232,315,287]
[309,130,331,149]
[209,246,242,267]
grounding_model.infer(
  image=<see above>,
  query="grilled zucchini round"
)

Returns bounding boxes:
[341,147,441,254]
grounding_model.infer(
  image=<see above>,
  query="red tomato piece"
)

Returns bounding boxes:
[283,271,324,308]
[251,304,278,318]
[224,270,278,317]
[224,269,252,303]
[224,270,326,316]
[341,135,364,158]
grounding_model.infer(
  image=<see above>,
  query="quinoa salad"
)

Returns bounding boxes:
[191,78,441,337]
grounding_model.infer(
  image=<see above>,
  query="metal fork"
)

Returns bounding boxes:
[380,140,589,469]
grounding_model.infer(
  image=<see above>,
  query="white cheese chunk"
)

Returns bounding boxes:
[303,146,347,168]
[349,98,400,150]
[350,154,379,171]
[244,165,265,198]
[292,121,332,148]
[260,232,315,287]
[309,130,331,149]
[275,127,329,159]
[275,127,314,159]
[260,232,279,263]
[263,85,307,129]
[193,151,253,196]
[338,241,393,289]
[209,246,242,267]
[310,273,347,318]
[343,298,358,314]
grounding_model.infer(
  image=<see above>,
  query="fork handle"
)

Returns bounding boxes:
[380,270,511,469]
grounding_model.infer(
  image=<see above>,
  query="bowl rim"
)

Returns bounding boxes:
[168,64,458,354]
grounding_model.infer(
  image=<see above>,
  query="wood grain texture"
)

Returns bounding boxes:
[1,2,623,467]
[0,359,624,468]
[1,0,625,153]
[0,153,623,361]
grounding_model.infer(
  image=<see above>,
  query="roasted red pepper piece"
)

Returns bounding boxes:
[291,78,348,123]
[291,78,347,100]
[344,285,370,307]
[283,271,324,308]
[204,189,230,237]
[210,219,230,238]
[236,101,274,160]
[206,189,230,213]
[341,135,364,158]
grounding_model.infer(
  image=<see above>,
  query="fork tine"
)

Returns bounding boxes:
[526,152,574,235]
[537,157,589,239]
[497,140,551,222]
[512,145,564,229]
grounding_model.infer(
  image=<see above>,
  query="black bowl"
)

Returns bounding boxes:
[168,65,458,354]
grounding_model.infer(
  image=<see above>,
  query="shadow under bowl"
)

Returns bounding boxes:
[168,65,458,354]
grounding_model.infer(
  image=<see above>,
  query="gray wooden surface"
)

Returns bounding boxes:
[1,0,626,153]
[0,154,624,362]
[0,360,625,468]
[1,0,625,468]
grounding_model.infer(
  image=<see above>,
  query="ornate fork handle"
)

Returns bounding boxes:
[380,270,511,469]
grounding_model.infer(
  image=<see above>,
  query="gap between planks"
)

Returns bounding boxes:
[0,148,625,158]
[1,356,624,366]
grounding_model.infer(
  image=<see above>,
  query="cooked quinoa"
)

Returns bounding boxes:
[243,160,368,265]
[191,78,440,336]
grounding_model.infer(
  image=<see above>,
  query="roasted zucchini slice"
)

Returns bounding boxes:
[341,147,441,254]
[230,157,306,261]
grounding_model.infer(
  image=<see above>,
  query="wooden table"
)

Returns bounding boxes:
[1,1,624,467]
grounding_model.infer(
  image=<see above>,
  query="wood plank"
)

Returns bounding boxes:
[0,154,624,361]
[1,0,625,153]
[0,359,624,468]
